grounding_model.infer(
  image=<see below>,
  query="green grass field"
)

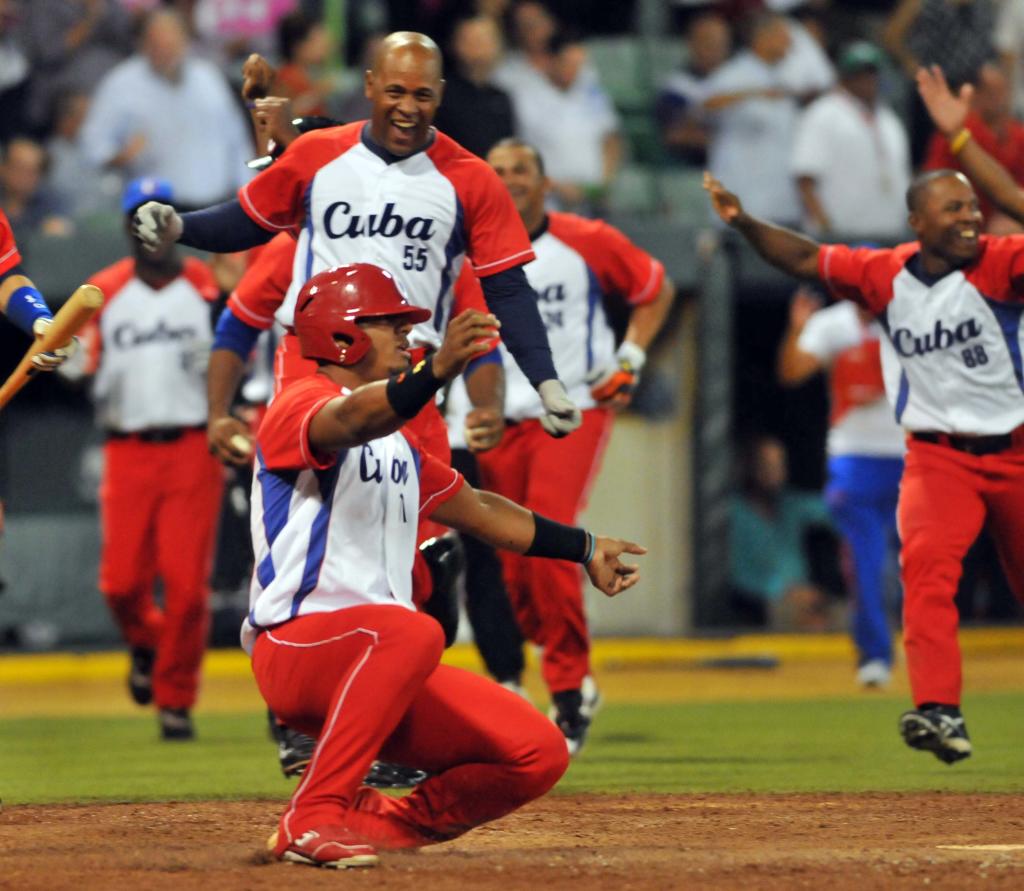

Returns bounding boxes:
[5,692,1024,805]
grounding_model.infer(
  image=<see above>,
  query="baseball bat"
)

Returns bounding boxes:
[0,284,104,411]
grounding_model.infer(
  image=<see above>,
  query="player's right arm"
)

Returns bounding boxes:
[703,172,822,280]
[916,65,1024,223]
[308,310,499,452]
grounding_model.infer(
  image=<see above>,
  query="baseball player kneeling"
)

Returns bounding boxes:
[246,263,644,869]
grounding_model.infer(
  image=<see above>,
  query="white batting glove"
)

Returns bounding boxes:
[537,379,582,438]
[586,341,646,405]
[30,317,79,372]
[132,201,183,251]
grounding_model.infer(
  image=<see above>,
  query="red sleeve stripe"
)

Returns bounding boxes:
[240,185,293,232]
[472,247,534,274]
[419,469,462,514]
[627,258,664,306]
[229,292,275,328]
[0,244,20,275]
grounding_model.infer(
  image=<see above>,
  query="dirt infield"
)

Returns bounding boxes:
[4,793,1024,890]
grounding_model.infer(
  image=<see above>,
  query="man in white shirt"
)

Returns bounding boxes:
[703,12,807,226]
[79,9,251,207]
[791,42,912,240]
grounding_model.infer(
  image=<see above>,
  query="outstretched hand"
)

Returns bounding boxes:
[703,171,743,225]
[916,65,972,137]
[242,53,276,101]
[585,537,647,597]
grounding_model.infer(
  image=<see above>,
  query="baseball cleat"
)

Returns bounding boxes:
[899,706,972,764]
[277,725,317,778]
[128,647,155,706]
[549,676,602,757]
[269,826,379,869]
[362,761,430,789]
[158,707,194,741]
[856,659,892,689]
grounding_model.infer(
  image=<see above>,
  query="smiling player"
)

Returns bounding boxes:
[706,168,1024,765]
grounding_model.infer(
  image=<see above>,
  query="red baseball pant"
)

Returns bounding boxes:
[252,605,568,848]
[476,408,614,693]
[99,430,223,709]
[270,336,449,607]
[898,438,1024,706]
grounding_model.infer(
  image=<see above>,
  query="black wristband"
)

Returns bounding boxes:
[385,356,444,419]
[525,513,593,563]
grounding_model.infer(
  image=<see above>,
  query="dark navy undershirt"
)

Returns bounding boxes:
[180,200,272,252]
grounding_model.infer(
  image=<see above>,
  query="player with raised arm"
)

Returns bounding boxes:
[706,168,1024,765]
[249,263,644,869]
[136,31,580,449]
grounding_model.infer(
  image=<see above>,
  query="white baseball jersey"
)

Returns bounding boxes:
[446,211,664,443]
[820,237,1024,434]
[242,375,463,654]
[85,258,218,432]
[238,122,533,348]
[797,301,905,457]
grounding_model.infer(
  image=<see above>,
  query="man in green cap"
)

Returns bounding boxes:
[791,41,912,241]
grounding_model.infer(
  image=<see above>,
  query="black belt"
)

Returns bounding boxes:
[107,425,204,444]
[912,431,1013,456]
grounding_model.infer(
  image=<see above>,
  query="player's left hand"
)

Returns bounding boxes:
[242,53,276,101]
[208,415,254,466]
[585,536,647,597]
[587,341,645,410]
[133,201,182,251]
[537,379,582,437]
[703,171,743,225]
[916,65,971,137]
[30,317,78,372]
[465,406,504,452]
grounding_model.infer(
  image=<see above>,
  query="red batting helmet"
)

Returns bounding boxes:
[294,264,432,366]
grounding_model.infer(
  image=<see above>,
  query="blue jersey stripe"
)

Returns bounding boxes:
[584,265,602,372]
[982,296,1024,392]
[433,198,466,332]
[256,447,297,547]
[894,370,910,422]
[302,182,315,287]
[289,456,344,617]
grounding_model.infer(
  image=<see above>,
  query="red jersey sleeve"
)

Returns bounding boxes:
[818,243,905,313]
[182,257,220,302]
[0,208,22,277]
[228,232,297,328]
[964,234,1024,301]
[239,125,361,234]
[549,213,665,306]
[435,139,534,276]
[403,430,465,514]
[258,377,344,471]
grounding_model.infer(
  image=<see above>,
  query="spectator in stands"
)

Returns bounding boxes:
[273,11,332,117]
[434,15,515,158]
[79,9,252,209]
[0,0,29,142]
[505,31,622,213]
[996,0,1024,117]
[703,11,802,226]
[20,0,133,133]
[0,137,72,240]
[730,434,834,631]
[495,0,559,92]
[46,89,119,219]
[883,0,996,162]
[656,12,733,167]
[923,62,1024,232]
[189,0,298,68]
[791,42,911,240]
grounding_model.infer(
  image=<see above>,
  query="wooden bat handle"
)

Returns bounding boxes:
[0,284,104,410]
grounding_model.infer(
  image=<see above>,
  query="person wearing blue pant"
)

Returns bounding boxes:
[779,287,905,687]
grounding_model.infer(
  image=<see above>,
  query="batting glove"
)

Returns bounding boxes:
[30,317,79,372]
[132,201,183,251]
[537,379,582,438]
[587,341,646,405]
